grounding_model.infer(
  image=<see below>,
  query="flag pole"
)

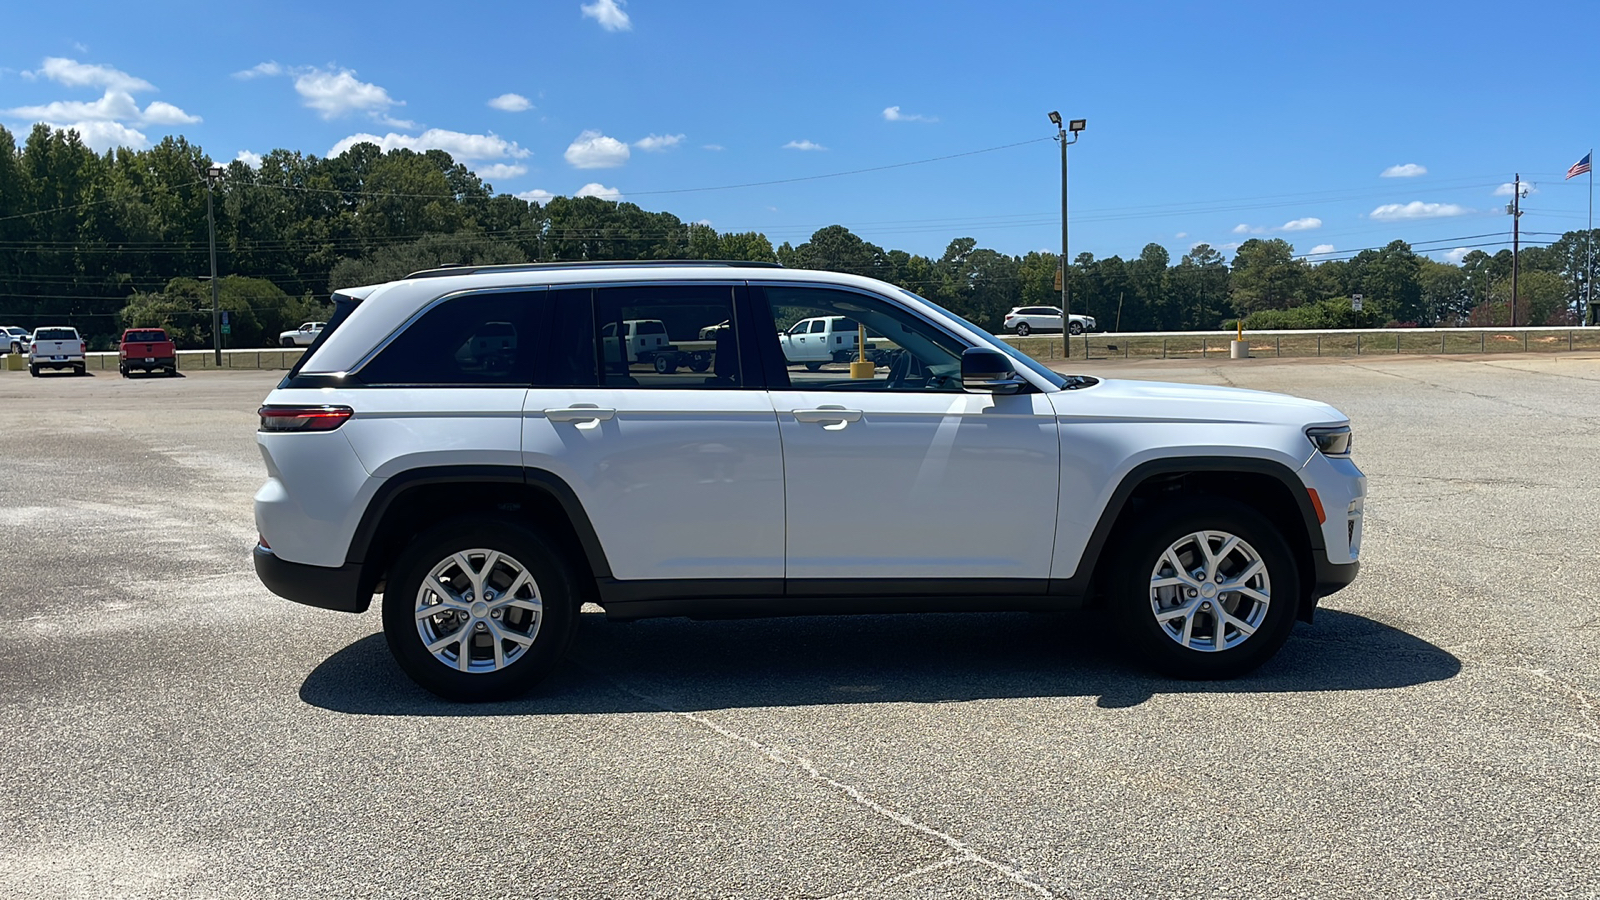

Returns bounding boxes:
[1588,149,1594,324]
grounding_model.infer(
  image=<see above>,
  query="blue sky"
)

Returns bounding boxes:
[3,0,1598,265]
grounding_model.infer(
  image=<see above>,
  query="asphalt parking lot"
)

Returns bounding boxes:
[2,355,1597,899]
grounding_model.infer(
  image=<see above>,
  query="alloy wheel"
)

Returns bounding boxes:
[1147,530,1271,653]
[414,549,543,673]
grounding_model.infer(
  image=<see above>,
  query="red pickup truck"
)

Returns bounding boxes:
[119,328,177,377]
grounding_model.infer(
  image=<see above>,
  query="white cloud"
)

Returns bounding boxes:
[373,114,418,129]
[1493,182,1537,197]
[1370,201,1472,220]
[1443,247,1471,264]
[784,139,826,151]
[1381,163,1427,178]
[329,129,531,161]
[575,182,623,201]
[1175,232,1188,239]
[24,57,152,93]
[882,105,935,123]
[236,150,262,168]
[45,120,149,151]
[488,93,533,112]
[72,42,89,54]
[1232,217,1322,235]
[140,100,201,125]
[1216,241,1242,253]
[294,67,401,119]
[702,144,724,151]
[516,189,555,203]
[581,0,632,31]
[1308,244,1336,255]
[565,129,630,168]
[233,61,283,80]
[634,133,685,152]
[3,90,198,127]
[476,163,528,180]
[696,219,713,226]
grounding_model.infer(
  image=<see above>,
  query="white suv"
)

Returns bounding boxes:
[253,261,1363,701]
[1003,306,1097,336]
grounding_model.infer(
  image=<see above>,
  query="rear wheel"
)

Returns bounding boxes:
[804,361,824,372]
[119,363,128,378]
[382,518,580,702]
[1015,322,1031,336]
[1109,500,1298,679]
[28,364,38,377]
[653,355,675,374]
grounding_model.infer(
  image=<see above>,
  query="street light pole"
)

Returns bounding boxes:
[202,165,223,365]
[1049,112,1084,359]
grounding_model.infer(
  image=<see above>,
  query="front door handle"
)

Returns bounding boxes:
[545,405,617,423]
[793,406,863,425]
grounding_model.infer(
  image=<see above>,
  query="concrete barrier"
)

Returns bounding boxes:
[1000,326,1600,361]
[80,348,306,371]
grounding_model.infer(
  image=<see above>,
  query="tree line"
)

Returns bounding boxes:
[0,124,1593,349]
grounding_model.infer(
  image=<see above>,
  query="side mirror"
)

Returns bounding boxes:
[961,347,1025,394]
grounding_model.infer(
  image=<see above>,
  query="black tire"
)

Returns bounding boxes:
[166,366,178,377]
[653,355,674,374]
[1108,499,1299,680]
[689,354,711,373]
[281,338,295,347]
[1068,321,1084,335]
[28,364,38,377]
[1015,322,1031,336]
[119,363,128,378]
[74,364,87,376]
[804,361,824,372]
[382,518,580,702]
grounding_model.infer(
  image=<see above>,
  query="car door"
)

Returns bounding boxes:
[755,284,1061,587]
[522,283,785,584]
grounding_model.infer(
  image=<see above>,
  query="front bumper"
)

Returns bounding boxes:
[253,544,370,613]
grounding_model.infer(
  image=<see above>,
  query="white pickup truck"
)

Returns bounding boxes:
[28,326,86,376]
[778,315,877,371]
[279,322,325,347]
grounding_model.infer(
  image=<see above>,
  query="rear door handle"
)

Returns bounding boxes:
[793,407,863,424]
[545,406,616,423]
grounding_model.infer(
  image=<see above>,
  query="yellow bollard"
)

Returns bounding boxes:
[850,322,875,379]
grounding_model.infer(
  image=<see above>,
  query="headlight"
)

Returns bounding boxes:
[1307,425,1352,457]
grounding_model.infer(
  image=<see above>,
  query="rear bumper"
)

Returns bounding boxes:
[253,544,370,613]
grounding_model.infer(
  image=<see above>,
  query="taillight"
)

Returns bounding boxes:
[79,341,86,353]
[258,405,354,432]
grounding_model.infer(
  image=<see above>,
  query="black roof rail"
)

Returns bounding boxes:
[403,260,785,280]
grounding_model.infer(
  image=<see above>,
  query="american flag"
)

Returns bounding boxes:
[1567,152,1591,180]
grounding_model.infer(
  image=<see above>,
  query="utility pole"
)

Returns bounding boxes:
[1049,112,1084,358]
[1509,173,1526,328]
[201,164,224,365]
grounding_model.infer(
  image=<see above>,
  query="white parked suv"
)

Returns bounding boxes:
[1003,306,1097,336]
[253,261,1364,701]
[279,322,325,347]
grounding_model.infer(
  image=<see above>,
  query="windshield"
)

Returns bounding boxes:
[896,289,1083,390]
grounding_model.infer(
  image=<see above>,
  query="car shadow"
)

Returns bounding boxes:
[299,608,1460,717]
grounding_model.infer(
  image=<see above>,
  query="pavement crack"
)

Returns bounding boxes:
[578,662,1062,899]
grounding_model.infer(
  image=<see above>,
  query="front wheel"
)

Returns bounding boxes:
[1015,322,1031,336]
[382,518,580,702]
[804,361,824,372]
[1108,500,1299,679]
[1068,321,1084,335]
